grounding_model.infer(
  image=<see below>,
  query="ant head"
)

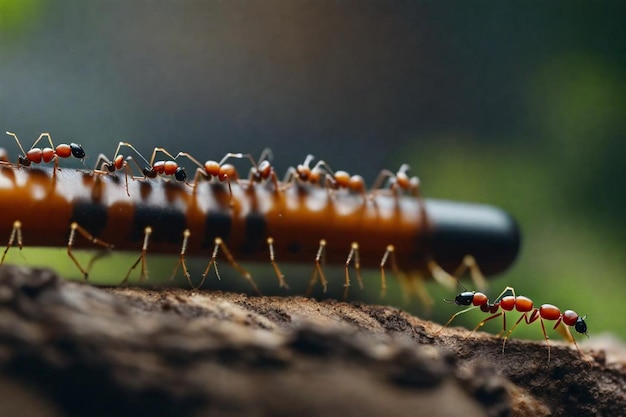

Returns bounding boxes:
[576,314,589,337]
[143,167,158,178]
[17,155,31,166]
[70,143,86,159]
[175,167,187,182]
[452,291,475,306]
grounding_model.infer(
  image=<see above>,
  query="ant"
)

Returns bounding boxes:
[368,163,427,224]
[284,154,367,198]
[283,154,325,185]
[6,131,87,175]
[437,285,589,364]
[94,142,188,196]
[245,148,280,191]
[369,163,421,199]
[175,148,282,200]
[175,151,253,197]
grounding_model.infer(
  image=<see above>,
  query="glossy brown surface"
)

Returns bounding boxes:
[0,166,519,276]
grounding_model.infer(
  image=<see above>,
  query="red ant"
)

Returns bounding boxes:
[437,285,589,364]
[175,149,280,199]
[368,163,427,224]
[94,142,188,196]
[283,154,324,185]
[325,169,367,198]
[284,154,367,197]
[6,131,87,175]
[245,148,280,190]
[370,163,421,198]
[174,151,246,200]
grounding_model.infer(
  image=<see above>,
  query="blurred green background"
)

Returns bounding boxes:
[1,1,625,341]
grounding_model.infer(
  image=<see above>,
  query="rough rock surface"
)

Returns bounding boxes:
[0,265,623,417]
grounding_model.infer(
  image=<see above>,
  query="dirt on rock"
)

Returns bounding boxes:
[0,265,623,417]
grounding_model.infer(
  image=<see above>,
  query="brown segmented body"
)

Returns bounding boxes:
[0,165,518,274]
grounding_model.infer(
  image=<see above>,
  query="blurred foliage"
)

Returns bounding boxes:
[0,0,43,35]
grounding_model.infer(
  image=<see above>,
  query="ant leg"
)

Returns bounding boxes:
[6,131,29,158]
[305,268,319,297]
[539,317,552,364]
[121,226,151,284]
[201,237,260,295]
[67,222,114,280]
[314,239,328,292]
[120,163,136,196]
[552,317,572,341]
[379,245,398,298]
[116,142,152,168]
[1,220,24,264]
[256,148,273,164]
[36,133,61,176]
[427,255,488,292]
[267,237,288,289]
[85,250,112,274]
[170,229,193,287]
[501,310,535,353]
[306,239,328,295]
[466,312,504,339]
[148,147,179,166]
[268,170,281,193]
[216,237,260,295]
[342,242,362,300]
[191,168,209,193]
[451,255,488,293]
[217,152,254,167]
[392,164,421,197]
[496,287,517,308]
[435,305,479,335]
[29,132,54,150]
[51,156,59,178]
[554,322,590,366]
[426,259,457,290]
[495,310,509,338]
[221,173,235,205]
[369,169,395,196]
[197,238,223,289]
[392,272,433,307]
[124,155,150,180]
[281,166,298,186]
[92,155,116,177]
[407,273,433,313]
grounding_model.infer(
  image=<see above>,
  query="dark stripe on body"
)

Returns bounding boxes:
[239,213,267,255]
[71,200,108,237]
[204,211,232,248]
[287,241,302,255]
[130,205,186,244]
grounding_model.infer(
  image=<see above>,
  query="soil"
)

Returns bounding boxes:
[0,265,623,417]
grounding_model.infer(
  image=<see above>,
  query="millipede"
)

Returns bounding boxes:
[0,132,521,307]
